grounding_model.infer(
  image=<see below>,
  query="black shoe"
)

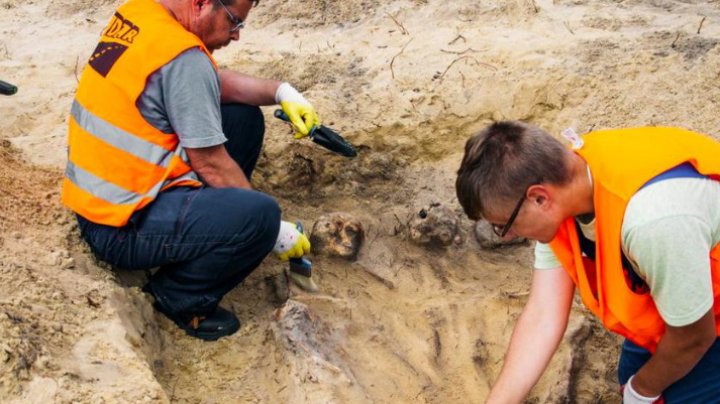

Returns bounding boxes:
[142,284,240,341]
[159,305,240,341]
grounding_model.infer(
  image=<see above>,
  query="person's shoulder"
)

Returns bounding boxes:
[625,178,717,225]
[168,48,214,69]
[158,48,217,84]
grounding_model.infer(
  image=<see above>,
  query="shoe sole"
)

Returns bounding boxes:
[183,320,241,341]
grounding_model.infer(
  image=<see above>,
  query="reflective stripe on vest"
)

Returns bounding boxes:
[65,151,198,206]
[70,100,178,169]
[66,161,144,205]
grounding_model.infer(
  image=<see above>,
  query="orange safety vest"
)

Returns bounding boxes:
[549,127,720,353]
[62,0,216,226]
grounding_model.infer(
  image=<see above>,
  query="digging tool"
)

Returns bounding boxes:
[274,109,357,158]
[288,222,319,293]
[0,80,17,96]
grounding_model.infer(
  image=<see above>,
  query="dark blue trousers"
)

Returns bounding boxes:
[77,104,281,315]
[618,338,720,403]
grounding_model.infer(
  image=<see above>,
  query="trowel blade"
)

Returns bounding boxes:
[311,125,358,158]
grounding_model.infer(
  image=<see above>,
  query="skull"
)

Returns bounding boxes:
[310,212,364,260]
[408,202,459,247]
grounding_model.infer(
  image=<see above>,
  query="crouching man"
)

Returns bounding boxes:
[62,0,316,340]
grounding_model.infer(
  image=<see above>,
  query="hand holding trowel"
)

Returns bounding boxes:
[273,82,356,157]
[274,109,357,158]
[287,222,319,293]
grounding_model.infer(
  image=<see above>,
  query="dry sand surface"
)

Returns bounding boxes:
[2,0,720,402]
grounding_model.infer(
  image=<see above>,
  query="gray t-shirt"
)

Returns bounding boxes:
[137,48,226,148]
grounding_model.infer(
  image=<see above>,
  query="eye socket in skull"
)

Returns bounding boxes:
[310,213,365,260]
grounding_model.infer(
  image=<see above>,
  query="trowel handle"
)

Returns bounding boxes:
[289,222,312,277]
[274,109,290,122]
[289,257,312,277]
[274,109,317,136]
[274,109,358,158]
[0,80,17,96]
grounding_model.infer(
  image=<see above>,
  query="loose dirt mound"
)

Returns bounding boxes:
[0,141,64,399]
[2,0,720,402]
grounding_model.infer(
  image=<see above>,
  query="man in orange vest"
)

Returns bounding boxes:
[62,0,318,340]
[455,121,720,403]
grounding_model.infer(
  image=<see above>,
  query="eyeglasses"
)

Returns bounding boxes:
[215,0,245,32]
[491,181,540,238]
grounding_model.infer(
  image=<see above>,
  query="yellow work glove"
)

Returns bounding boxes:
[273,221,311,261]
[275,82,320,139]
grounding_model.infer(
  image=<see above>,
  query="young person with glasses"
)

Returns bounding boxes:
[456,121,720,403]
[63,0,320,340]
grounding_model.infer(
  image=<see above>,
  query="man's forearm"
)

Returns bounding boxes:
[630,309,716,397]
[487,303,568,403]
[487,267,575,404]
[186,145,251,189]
[219,70,281,106]
[196,159,251,189]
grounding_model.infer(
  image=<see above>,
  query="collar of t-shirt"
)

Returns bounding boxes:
[575,164,596,241]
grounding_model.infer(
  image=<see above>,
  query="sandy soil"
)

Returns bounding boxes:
[2,0,720,402]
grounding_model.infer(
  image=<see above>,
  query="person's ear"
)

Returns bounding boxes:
[527,184,552,210]
[193,0,211,13]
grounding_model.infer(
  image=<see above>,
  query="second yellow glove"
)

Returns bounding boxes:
[273,220,311,261]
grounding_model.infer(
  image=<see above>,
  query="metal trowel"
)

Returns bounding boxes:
[274,109,358,158]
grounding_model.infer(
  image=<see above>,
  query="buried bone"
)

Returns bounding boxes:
[310,212,364,260]
[408,203,459,247]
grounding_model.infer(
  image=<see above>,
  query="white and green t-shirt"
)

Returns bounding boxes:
[534,174,720,327]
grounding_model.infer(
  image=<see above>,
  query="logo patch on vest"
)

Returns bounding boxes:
[103,12,140,45]
[88,12,140,77]
[88,42,128,77]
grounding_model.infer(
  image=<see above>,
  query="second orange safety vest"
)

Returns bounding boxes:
[549,127,720,353]
[62,0,216,226]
